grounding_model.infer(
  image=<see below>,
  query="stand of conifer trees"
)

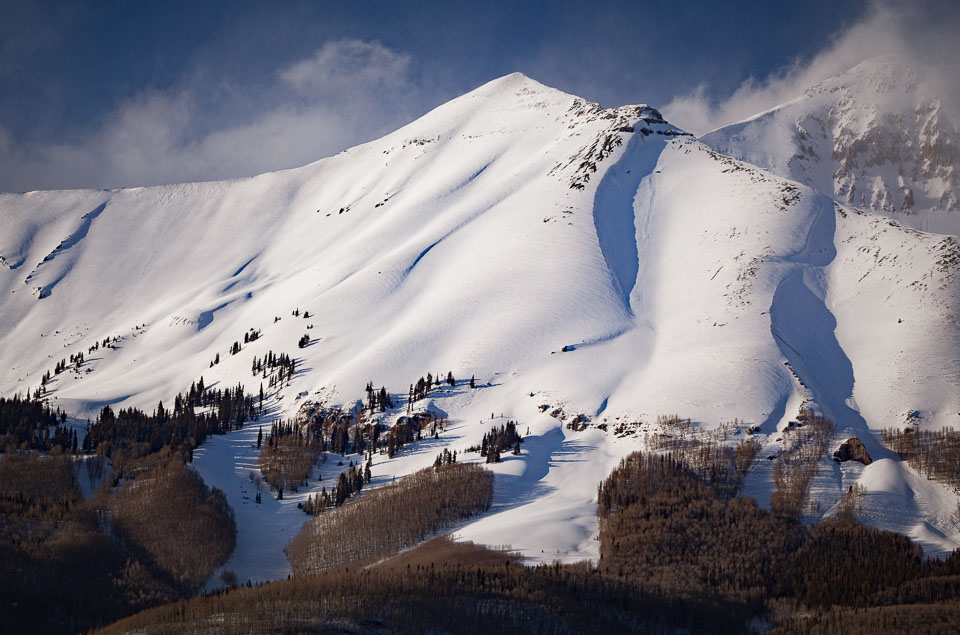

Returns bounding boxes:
[82,380,255,465]
[0,393,69,452]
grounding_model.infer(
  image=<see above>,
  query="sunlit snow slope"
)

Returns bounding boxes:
[2,70,959,581]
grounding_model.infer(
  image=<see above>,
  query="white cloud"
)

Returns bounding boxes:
[280,39,411,98]
[662,2,960,135]
[0,39,426,192]
[5,8,959,192]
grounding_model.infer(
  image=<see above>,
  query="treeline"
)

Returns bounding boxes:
[597,450,960,625]
[101,445,960,633]
[771,602,960,634]
[0,393,71,453]
[100,552,693,634]
[286,463,494,574]
[0,450,236,634]
[83,380,255,466]
[598,452,804,615]
[882,427,960,490]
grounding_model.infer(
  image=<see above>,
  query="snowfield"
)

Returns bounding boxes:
[2,67,959,585]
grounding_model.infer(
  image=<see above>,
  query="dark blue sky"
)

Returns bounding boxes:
[1,0,956,191]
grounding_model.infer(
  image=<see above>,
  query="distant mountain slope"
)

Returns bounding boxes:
[1,69,958,577]
[704,57,960,235]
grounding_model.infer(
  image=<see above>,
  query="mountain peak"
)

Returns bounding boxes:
[464,71,570,100]
[1,56,958,578]
[705,56,960,229]
[807,55,920,99]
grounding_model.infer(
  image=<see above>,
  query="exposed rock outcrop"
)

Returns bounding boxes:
[833,437,873,465]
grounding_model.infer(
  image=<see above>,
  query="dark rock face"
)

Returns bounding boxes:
[833,437,872,465]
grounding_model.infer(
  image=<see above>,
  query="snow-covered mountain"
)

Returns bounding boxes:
[2,67,959,583]
[704,57,960,235]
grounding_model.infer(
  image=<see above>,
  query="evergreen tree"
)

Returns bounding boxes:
[336,472,350,506]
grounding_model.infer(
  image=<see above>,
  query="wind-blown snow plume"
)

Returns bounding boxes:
[663,2,960,136]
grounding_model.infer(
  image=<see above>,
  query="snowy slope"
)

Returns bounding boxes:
[2,70,959,583]
[704,57,960,235]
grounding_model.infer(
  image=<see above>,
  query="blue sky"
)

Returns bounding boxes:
[1,0,957,191]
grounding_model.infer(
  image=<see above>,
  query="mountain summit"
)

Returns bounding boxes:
[704,56,960,234]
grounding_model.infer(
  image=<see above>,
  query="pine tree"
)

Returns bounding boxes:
[469,375,476,389]
[336,472,350,506]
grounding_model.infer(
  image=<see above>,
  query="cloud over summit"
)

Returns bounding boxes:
[662,2,960,135]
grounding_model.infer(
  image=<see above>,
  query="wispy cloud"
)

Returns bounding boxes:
[662,1,960,135]
[0,39,427,192]
[4,2,959,192]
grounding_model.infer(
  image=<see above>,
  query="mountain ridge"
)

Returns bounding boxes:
[704,55,960,234]
[1,63,959,580]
